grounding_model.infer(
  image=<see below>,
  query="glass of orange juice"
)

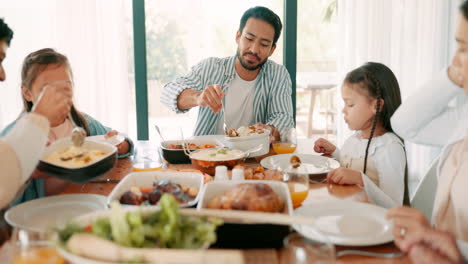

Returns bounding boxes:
[273,128,297,154]
[278,169,309,209]
[10,228,64,264]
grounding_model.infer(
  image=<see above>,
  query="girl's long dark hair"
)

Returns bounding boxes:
[344,62,409,205]
[20,48,90,135]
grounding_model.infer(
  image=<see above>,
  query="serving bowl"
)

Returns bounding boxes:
[160,136,221,164]
[187,148,246,175]
[224,130,270,157]
[37,137,117,183]
[197,180,293,248]
[107,171,204,208]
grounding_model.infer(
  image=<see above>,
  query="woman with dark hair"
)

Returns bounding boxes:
[314,62,408,209]
[388,1,468,262]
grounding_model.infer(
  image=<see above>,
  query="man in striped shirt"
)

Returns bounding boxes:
[161,6,294,141]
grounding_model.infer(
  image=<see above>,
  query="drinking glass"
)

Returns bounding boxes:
[9,227,65,264]
[283,170,309,209]
[132,140,163,172]
[273,128,297,154]
[281,232,335,264]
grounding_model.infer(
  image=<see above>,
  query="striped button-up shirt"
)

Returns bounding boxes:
[161,56,294,136]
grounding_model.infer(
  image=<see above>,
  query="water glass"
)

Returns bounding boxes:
[281,233,335,264]
[132,140,163,172]
[9,227,65,264]
[273,128,297,154]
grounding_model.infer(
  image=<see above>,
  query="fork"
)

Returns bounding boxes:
[336,250,404,258]
[219,85,228,134]
[309,178,327,184]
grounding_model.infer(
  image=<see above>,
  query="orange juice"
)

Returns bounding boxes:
[13,247,65,264]
[288,183,309,209]
[272,143,297,154]
[132,161,163,172]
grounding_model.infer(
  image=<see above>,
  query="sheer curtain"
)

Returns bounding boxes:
[336,0,461,195]
[0,0,132,135]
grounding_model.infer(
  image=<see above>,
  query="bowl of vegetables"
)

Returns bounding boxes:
[56,195,223,264]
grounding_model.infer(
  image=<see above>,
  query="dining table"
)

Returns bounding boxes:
[57,153,411,264]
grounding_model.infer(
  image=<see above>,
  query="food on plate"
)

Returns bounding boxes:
[119,180,198,206]
[58,195,222,254]
[168,143,217,150]
[190,149,245,175]
[207,183,284,213]
[226,125,265,137]
[190,148,243,161]
[290,155,301,168]
[42,145,106,168]
[239,165,283,181]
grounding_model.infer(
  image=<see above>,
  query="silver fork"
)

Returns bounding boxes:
[336,250,404,258]
[222,90,228,135]
[309,178,327,184]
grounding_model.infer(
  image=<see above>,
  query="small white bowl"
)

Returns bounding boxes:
[107,171,204,208]
[224,130,270,157]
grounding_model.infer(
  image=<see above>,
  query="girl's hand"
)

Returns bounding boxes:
[104,130,118,138]
[386,206,431,249]
[448,63,464,88]
[105,130,130,155]
[326,168,363,185]
[314,138,336,155]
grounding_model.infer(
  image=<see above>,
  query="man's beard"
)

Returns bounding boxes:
[236,48,267,71]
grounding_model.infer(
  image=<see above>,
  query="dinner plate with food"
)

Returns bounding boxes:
[260,154,340,176]
[107,171,204,208]
[293,200,393,246]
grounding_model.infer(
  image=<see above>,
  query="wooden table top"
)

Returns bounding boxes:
[58,157,410,264]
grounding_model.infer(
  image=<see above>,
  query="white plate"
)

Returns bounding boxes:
[293,201,393,246]
[261,154,340,175]
[58,248,117,264]
[5,194,107,232]
[87,134,125,146]
[107,171,204,208]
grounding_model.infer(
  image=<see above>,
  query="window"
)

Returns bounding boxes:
[296,0,338,139]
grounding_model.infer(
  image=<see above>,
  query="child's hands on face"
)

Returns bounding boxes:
[327,168,363,186]
[105,130,130,155]
[314,138,336,155]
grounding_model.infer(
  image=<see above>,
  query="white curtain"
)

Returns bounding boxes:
[0,0,132,135]
[337,0,462,195]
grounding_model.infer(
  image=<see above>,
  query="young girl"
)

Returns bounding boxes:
[0,48,134,203]
[314,62,408,208]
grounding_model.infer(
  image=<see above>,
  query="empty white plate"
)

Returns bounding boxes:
[6,194,107,232]
[87,134,125,146]
[261,154,340,175]
[293,200,393,246]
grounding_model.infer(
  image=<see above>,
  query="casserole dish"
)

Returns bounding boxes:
[37,137,117,183]
[197,180,293,248]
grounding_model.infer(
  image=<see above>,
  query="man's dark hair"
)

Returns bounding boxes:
[0,18,13,46]
[239,6,282,46]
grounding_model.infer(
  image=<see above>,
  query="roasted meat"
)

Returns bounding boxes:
[207,183,284,213]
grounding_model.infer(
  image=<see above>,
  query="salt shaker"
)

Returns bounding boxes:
[231,168,245,181]
[214,166,229,181]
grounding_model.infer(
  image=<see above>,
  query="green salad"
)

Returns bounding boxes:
[58,194,222,249]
